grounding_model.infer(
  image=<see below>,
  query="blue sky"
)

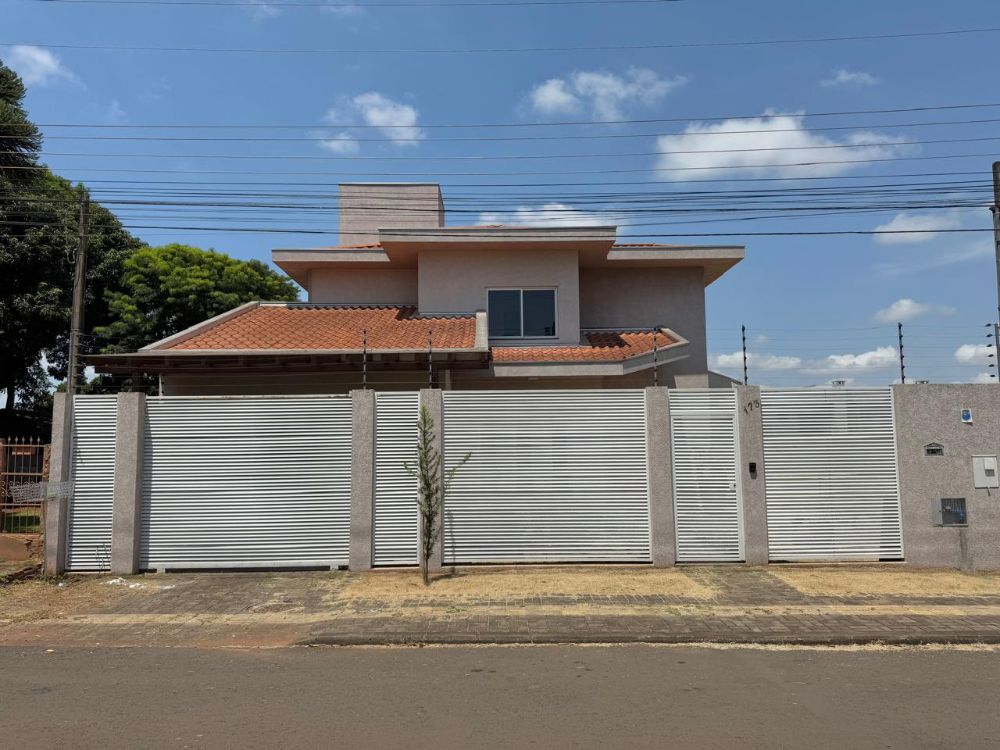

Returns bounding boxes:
[3,0,999,385]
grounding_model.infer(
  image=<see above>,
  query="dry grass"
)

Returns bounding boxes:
[0,575,155,624]
[772,567,1000,597]
[341,566,714,601]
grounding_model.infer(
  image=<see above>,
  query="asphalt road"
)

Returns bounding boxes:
[3,645,999,749]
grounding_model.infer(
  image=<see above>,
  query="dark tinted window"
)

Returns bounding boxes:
[488,290,522,337]
[522,289,556,337]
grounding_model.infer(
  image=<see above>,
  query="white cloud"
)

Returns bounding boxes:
[654,112,910,181]
[321,2,364,15]
[318,131,360,154]
[803,346,898,374]
[246,1,280,20]
[478,202,607,228]
[822,69,880,87]
[873,238,993,277]
[527,67,686,121]
[873,210,965,245]
[529,79,580,116]
[971,372,996,384]
[873,298,956,324]
[954,343,993,365]
[325,92,423,145]
[714,351,803,371]
[1,45,76,86]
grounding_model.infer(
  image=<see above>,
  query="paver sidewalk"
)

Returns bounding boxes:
[3,566,1000,648]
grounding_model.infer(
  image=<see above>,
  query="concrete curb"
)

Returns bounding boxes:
[300,633,1000,647]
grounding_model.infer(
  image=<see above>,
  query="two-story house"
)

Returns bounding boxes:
[91,183,743,392]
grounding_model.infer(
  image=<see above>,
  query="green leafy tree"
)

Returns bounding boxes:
[0,62,144,433]
[95,244,300,352]
[0,62,41,191]
[404,406,470,586]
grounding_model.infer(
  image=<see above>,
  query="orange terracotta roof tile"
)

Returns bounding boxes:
[491,329,679,363]
[166,305,477,351]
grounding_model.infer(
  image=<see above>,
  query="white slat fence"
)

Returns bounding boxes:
[760,388,903,561]
[442,390,650,563]
[139,396,352,571]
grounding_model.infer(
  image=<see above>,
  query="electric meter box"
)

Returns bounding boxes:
[973,455,999,489]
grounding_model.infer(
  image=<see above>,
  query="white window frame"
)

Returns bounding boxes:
[487,287,558,339]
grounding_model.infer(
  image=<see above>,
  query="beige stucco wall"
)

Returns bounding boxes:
[308,268,418,305]
[338,184,444,245]
[417,247,581,345]
[893,384,1000,569]
[578,267,708,374]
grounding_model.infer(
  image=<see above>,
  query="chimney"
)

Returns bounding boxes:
[338,183,444,246]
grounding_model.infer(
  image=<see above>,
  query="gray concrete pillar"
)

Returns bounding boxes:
[348,389,375,571]
[645,387,676,567]
[44,393,73,575]
[110,392,146,575]
[735,385,768,565]
[419,388,444,573]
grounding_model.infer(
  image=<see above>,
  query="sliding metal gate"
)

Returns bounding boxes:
[66,395,118,571]
[761,388,903,561]
[669,389,743,562]
[373,392,420,566]
[442,390,650,563]
[139,396,352,571]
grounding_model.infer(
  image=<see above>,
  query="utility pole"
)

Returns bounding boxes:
[741,324,748,385]
[67,193,90,396]
[897,322,906,384]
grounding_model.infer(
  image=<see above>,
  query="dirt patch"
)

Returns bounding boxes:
[772,567,1000,597]
[0,575,162,624]
[341,566,714,601]
[0,533,42,562]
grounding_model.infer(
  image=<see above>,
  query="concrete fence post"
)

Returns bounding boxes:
[419,388,445,573]
[645,386,676,567]
[348,389,375,572]
[735,385,768,565]
[110,392,146,575]
[44,393,73,575]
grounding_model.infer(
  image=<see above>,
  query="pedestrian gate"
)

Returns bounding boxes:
[66,395,117,571]
[669,389,743,562]
[760,388,903,561]
[373,392,420,566]
[441,390,650,563]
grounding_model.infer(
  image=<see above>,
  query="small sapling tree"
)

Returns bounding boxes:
[404,405,470,586]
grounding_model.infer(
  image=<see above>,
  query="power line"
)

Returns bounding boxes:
[24,169,990,187]
[24,117,1000,144]
[0,217,990,237]
[14,134,1000,161]
[6,27,1000,55]
[9,150,1000,176]
[32,0,684,7]
[10,102,1000,130]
